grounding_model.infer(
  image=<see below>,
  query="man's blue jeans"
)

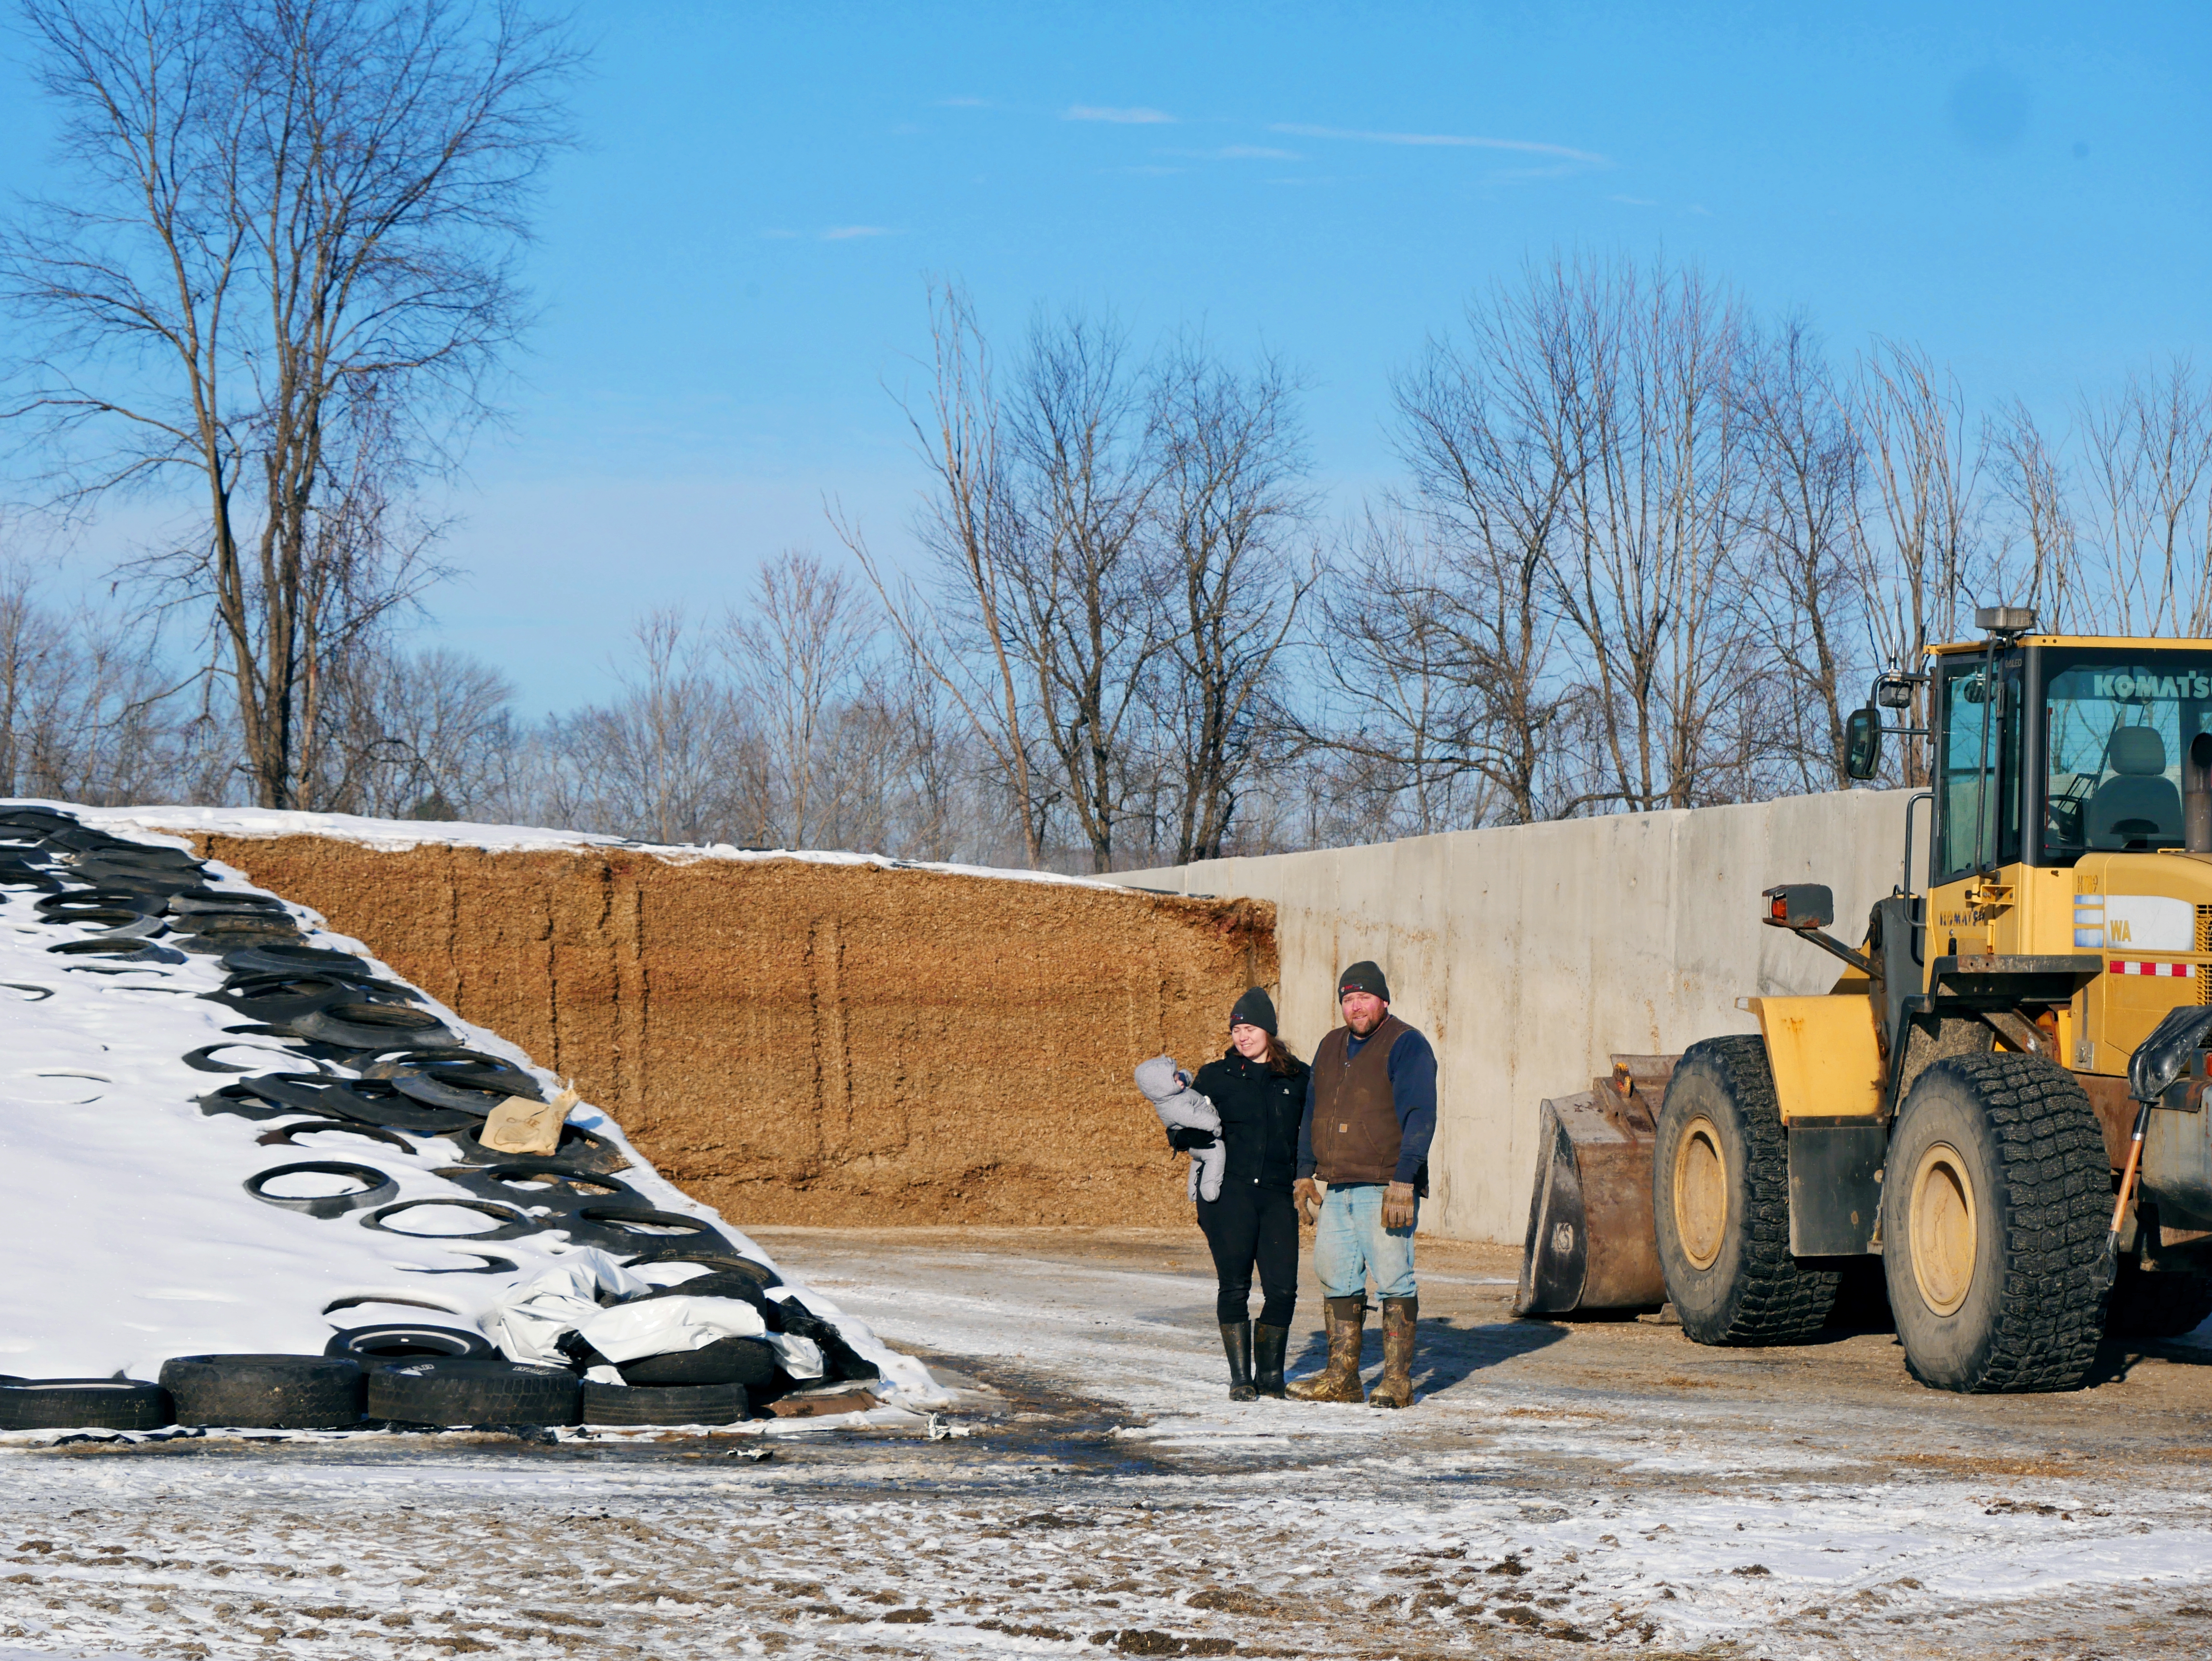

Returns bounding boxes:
[1313,1182,1418,1300]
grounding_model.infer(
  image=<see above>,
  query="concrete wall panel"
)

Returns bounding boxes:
[1119,789,1916,1243]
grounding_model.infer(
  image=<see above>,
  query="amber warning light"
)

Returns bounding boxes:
[1761,883,1835,932]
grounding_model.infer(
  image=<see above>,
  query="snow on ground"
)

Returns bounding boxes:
[0,817,926,1401]
[4,1231,2212,1658]
[59,802,1129,893]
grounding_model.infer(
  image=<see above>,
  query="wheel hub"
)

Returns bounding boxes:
[1909,1142,1978,1317]
[1673,1115,1727,1271]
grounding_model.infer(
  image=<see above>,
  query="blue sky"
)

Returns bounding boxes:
[8,2,2212,711]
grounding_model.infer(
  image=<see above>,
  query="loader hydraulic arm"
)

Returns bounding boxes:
[1760,884,1876,977]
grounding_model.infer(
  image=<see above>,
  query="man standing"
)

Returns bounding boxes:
[1286,961,1436,1409]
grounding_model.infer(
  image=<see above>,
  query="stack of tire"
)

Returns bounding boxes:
[0,804,881,1434]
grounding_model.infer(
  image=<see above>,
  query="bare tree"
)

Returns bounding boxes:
[312,642,516,818]
[1,0,576,808]
[722,550,882,848]
[560,610,754,846]
[1991,397,2080,632]
[1846,342,1983,785]
[1739,316,1866,790]
[1147,340,1317,862]
[840,282,1044,865]
[1001,309,1161,872]
[2075,359,2212,636]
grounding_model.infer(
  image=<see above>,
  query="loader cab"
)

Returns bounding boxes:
[1851,625,2212,1069]
[1925,641,2212,883]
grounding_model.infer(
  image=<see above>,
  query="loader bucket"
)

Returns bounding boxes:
[1512,1092,1665,1315]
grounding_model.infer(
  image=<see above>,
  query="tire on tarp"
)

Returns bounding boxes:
[0,1378,172,1432]
[294,1002,459,1050]
[366,1358,581,1426]
[581,1379,750,1426]
[326,1325,496,1363]
[158,1355,364,1429]
[618,1336,778,1387]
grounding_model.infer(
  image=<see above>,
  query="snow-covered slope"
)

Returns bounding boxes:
[0,809,930,1403]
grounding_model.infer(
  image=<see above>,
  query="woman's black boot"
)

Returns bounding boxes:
[1221,1321,1257,1401]
[1252,1323,1289,1397]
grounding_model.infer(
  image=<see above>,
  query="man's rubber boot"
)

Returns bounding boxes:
[1252,1323,1290,1398]
[1368,1295,1418,1410]
[1221,1321,1257,1402]
[1285,1295,1367,1402]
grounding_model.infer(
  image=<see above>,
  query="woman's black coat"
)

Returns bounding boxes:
[1190,1046,1310,1193]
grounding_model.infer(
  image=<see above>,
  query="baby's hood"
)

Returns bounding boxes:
[1132,1054,1186,1102]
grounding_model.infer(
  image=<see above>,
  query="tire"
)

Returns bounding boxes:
[168,898,290,924]
[557,1206,733,1252]
[326,1324,496,1362]
[622,1248,780,1288]
[366,1358,581,1426]
[581,1379,750,1426]
[441,1161,633,1210]
[158,1355,364,1429]
[393,1073,519,1114]
[360,1198,540,1242]
[255,1118,416,1155]
[1652,1035,1840,1345]
[245,1073,477,1135]
[1882,1054,2109,1393]
[243,1160,397,1218]
[619,1337,778,1387]
[2106,1261,2212,1340]
[221,944,373,976]
[448,1121,629,1176]
[625,1269,773,1310]
[295,1002,459,1050]
[0,1378,172,1432]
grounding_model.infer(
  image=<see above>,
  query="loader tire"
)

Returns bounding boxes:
[2106,1261,2212,1340]
[1653,1035,1840,1345]
[1882,1054,2108,1393]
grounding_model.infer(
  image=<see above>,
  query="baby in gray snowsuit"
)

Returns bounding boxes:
[1133,1055,1226,1203]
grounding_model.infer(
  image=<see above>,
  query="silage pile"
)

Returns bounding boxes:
[0,800,933,1433]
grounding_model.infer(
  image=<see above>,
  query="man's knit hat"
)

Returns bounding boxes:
[1337,960,1391,1003]
[1229,986,1277,1035]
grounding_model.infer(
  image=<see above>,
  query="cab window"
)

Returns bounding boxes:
[1936,656,2020,881]
[2042,655,2212,861]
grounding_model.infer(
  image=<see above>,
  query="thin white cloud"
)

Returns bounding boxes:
[1271,122,1606,165]
[1608,194,1659,207]
[1163,144,1303,161]
[1066,104,1176,124]
[821,225,898,240]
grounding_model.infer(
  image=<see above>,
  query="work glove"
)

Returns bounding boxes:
[1166,1125,1219,1152]
[1293,1176,1323,1226]
[1382,1180,1417,1230]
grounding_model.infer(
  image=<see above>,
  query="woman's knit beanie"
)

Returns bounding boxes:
[1229,986,1278,1035]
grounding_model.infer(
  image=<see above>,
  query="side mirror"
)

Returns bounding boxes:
[1764,883,1835,931]
[1843,707,1882,780]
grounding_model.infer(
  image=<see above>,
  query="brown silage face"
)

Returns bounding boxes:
[181,834,1277,1228]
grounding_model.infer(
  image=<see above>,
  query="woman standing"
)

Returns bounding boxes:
[1182,988,1308,1400]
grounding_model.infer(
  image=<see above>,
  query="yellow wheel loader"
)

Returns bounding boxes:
[1515,608,2212,1392]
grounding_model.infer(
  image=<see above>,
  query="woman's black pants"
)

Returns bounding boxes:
[1196,1180,1299,1328]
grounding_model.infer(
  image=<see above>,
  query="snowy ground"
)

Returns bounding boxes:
[8,1227,2212,1659]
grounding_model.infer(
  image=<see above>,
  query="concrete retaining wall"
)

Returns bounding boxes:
[1119,789,1917,1244]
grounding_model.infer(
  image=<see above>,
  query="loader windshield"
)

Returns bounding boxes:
[2041,650,2212,860]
